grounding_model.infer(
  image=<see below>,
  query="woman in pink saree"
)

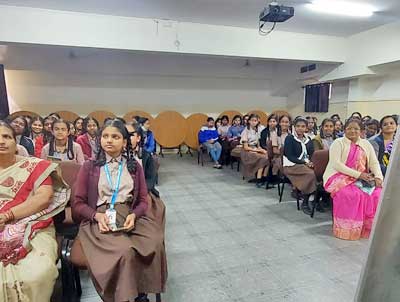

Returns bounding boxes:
[0,121,69,302]
[323,118,384,240]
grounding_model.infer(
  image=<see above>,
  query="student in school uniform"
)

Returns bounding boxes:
[283,117,316,215]
[8,115,35,155]
[305,116,317,139]
[41,119,85,164]
[227,115,244,148]
[138,117,156,154]
[240,114,269,187]
[312,118,336,153]
[218,115,231,165]
[74,117,84,137]
[260,114,278,150]
[76,117,100,160]
[269,114,291,176]
[72,119,164,302]
[198,117,222,169]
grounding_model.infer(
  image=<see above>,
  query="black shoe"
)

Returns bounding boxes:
[301,196,312,215]
[135,294,149,302]
[315,201,325,213]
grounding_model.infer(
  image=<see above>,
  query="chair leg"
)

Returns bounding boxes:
[156,293,162,302]
[74,266,82,297]
[296,189,300,211]
[237,160,240,172]
[310,191,319,218]
[278,182,285,203]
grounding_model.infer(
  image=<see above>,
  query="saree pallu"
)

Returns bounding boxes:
[324,143,382,240]
[0,157,70,302]
[78,200,167,302]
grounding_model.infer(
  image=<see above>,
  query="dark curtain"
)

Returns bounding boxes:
[304,83,330,113]
[0,64,9,119]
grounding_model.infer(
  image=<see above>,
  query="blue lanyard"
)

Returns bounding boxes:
[104,160,123,210]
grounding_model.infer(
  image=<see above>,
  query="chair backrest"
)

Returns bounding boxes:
[58,161,82,189]
[312,150,329,181]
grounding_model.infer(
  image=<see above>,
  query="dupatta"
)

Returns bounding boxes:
[0,157,69,266]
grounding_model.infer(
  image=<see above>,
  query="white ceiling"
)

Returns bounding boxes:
[0,0,399,37]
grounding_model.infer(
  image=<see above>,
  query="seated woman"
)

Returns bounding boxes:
[240,114,269,187]
[227,115,244,148]
[41,119,85,164]
[138,117,156,154]
[312,118,336,152]
[0,120,68,302]
[365,119,380,139]
[73,117,84,137]
[76,117,99,160]
[305,116,317,139]
[270,114,291,176]
[29,116,45,156]
[198,117,222,169]
[127,121,168,243]
[283,117,316,215]
[324,118,383,240]
[334,119,344,138]
[218,115,231,165]
[72,119,164,302]
[8,116,35,155]
[260,114,278,150]
[370,115,398,176]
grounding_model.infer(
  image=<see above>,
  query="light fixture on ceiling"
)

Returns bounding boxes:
[307,0,376,17]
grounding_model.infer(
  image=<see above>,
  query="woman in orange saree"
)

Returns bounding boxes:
[0,121,69,302]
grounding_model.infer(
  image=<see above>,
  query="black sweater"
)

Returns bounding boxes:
[141,150,159,197]
[283,134,314,164]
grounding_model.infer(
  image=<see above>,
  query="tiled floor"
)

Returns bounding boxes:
[80,154,368,302]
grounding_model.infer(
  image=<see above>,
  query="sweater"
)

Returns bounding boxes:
[227,125,244,139]
[283,134,314,166]
[72,160,148,223]
[198,126,219,144]
[76,133,93,160]
[323,136,383,186]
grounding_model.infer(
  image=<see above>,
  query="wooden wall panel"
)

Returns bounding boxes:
[247,110,269,126]
[185,113,208,149]
[153,111,187,148]
[55,110,80,122]
[88,111,116,126]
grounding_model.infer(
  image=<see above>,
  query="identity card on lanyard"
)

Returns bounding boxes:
[104,160,123,225]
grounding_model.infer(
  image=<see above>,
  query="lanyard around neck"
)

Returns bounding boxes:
[104,160,123,209]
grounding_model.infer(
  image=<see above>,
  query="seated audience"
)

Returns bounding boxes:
[312,118,336,152]
[350,112,363,120]
[240,114,269,187]
[260,114,278,150]
[370,115,398,176]
[270,114,291,175]
[331,114,341,121]
[138,117,156,154]
[41,119,85,164]
[324,118,383,240]
[74,117,84,137]
[283,117,316,215]
[305,116,317,139]
[215,118,222,129]
[29,116,46,157]
[362,115,372,124]
[242,114,249,126]
[72,119,163,302]
[335,119,344,138]
[218,115,231,165]
[227,115,244,147]
[365,119,380,139]
[43,116,56,132]
[68,121,76,139]
[76,117,100,160]
[198,117,222,169]
[0,120,68,301]
[9,115,35,155]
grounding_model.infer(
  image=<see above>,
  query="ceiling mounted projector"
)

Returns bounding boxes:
[259,3,295,23]
[259,2,295,35]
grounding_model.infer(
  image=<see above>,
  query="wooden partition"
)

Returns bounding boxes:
[88,111,117,126]
[247,110,268,126]
[55,110,80,122]
[271,110,291,119]
[184,113,208,150]
[123,111,154,128]
[153,111,187,148]
[218,110,242,123]
[8,111,40,119]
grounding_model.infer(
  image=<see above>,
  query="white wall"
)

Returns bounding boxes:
[5,69,287,117]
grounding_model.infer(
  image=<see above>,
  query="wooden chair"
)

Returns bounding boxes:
[310,150,330,218]
[55,161,83,301]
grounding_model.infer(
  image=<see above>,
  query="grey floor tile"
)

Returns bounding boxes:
[80,155,367,302]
